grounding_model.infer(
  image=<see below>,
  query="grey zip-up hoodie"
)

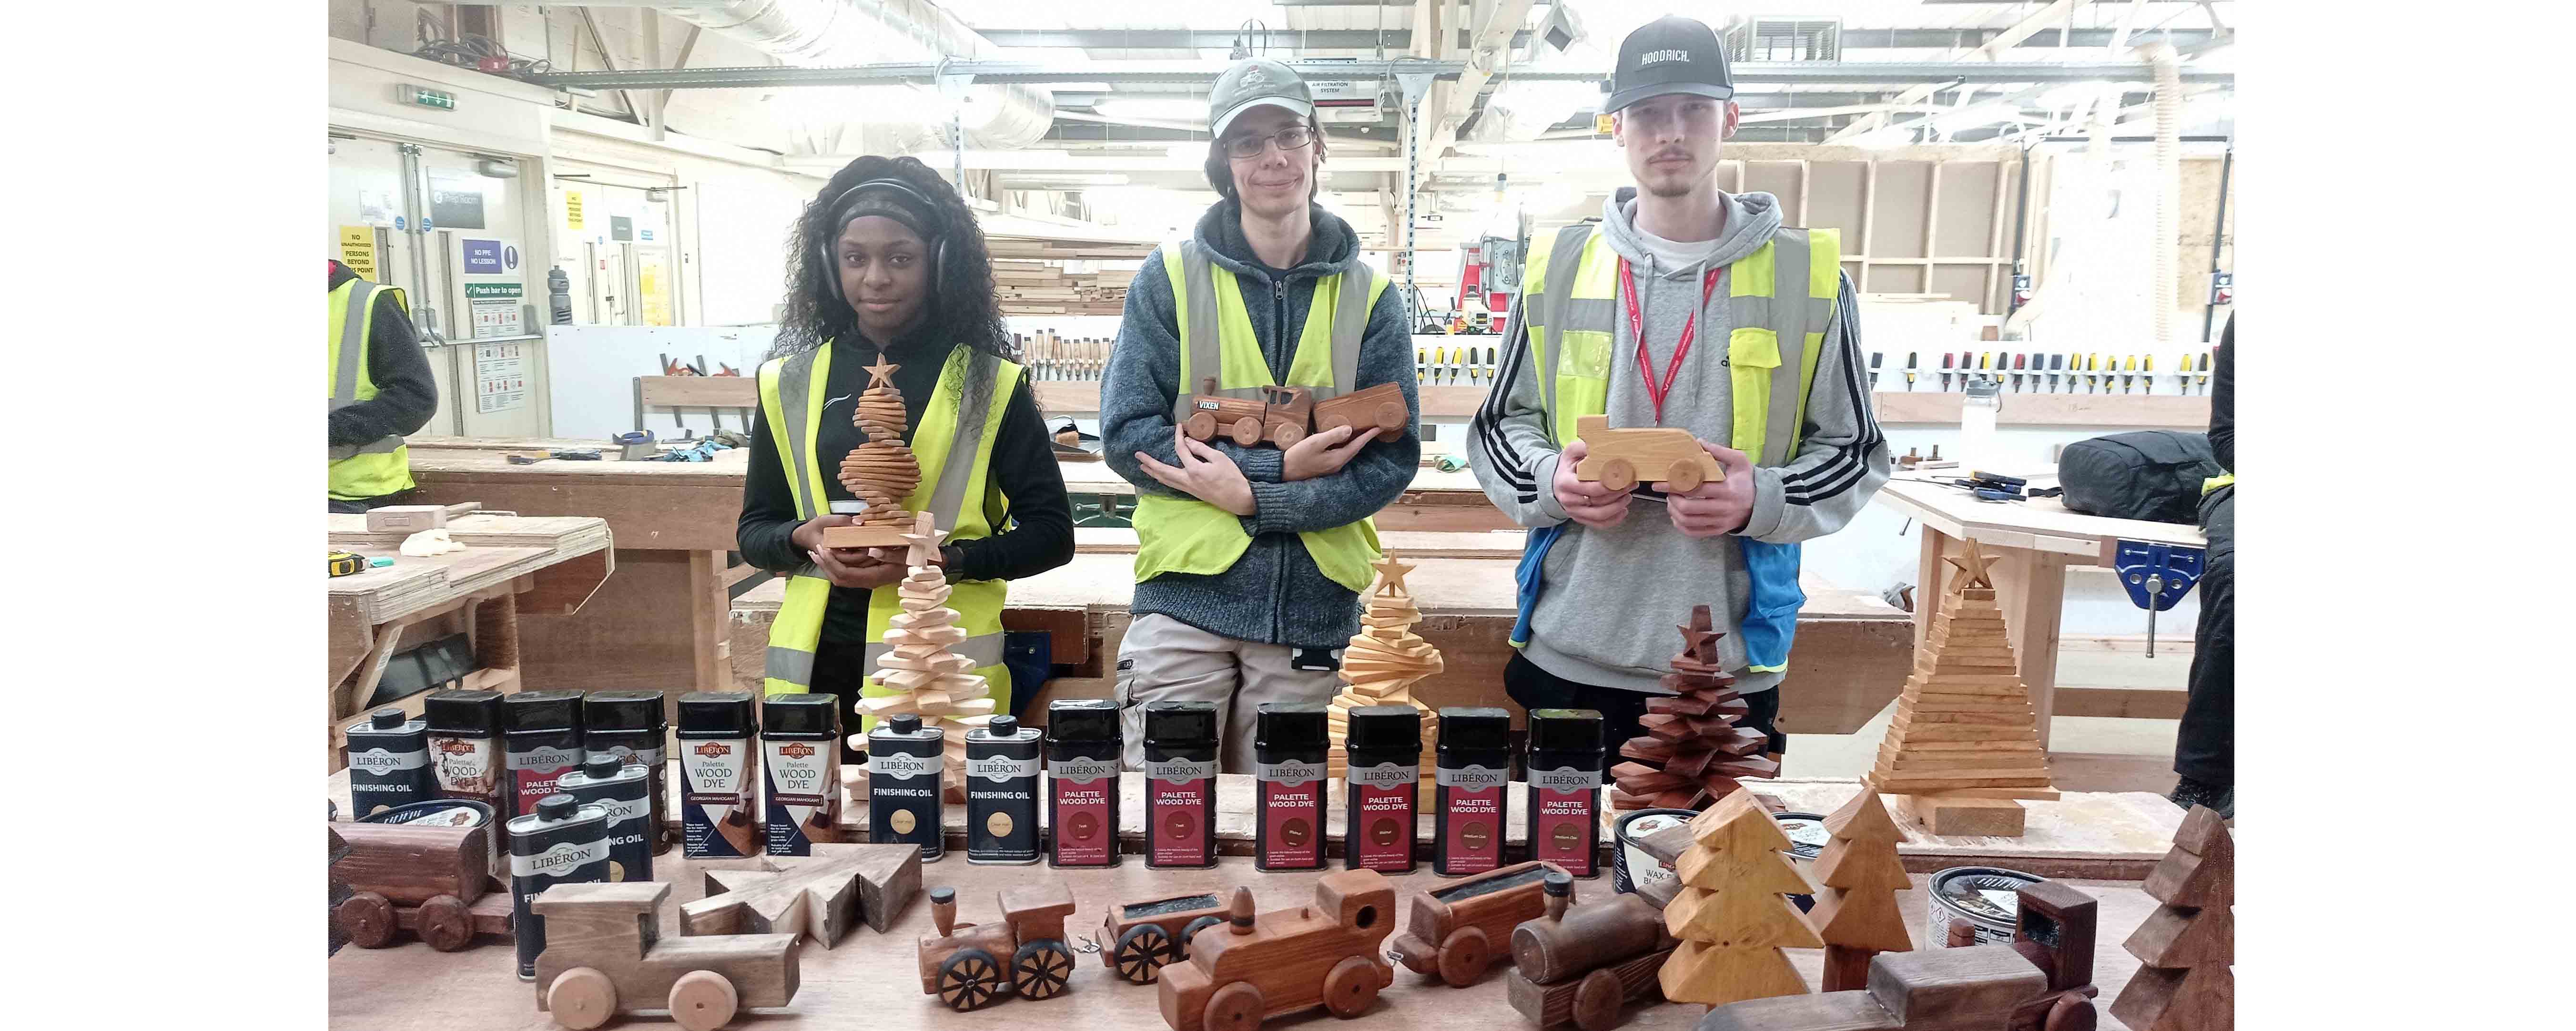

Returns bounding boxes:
[1467,190,1891,694]
[1101,201,1423,648]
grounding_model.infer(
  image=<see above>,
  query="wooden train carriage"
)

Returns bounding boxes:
[915,883,1080,1011]
[1388,860,1566,987]
[1505,872,1677,1031]
[333,818,513,952]
[1155,872,1398,1031]
[533,882,798,1031]
[1102,892,1235,984]
[1311,382,1409,438]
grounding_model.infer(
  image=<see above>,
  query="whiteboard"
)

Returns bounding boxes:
[544,324,781,439]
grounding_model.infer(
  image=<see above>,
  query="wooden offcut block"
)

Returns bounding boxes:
[817,524,911,549]
[1896,794,2027,837]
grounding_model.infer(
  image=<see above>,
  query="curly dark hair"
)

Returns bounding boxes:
[772,155,1014,368]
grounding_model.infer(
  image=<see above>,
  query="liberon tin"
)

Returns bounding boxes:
[965,715,1042,865]
[866,713,944,861]
[506,794,610,980]
[762,694,842,855]
[1524,709,1606,878]
[1142,701,1218,869]
[677,691,759,858]
[582,690,668,856]
[424,688,505,812]
[556,756,653,883]
[500,690,585,818]
[1433,707,1512,877]
[346,707,433,818]
[1045,700,1121,868]
[1343,705,1422,873]
[1611,808,1699,898]
[1253,704,1328,872]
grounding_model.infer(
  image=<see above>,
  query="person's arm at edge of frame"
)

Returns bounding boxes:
[1736,272,1893,544]
[1237,284,1422,535]
[329,292,439,448]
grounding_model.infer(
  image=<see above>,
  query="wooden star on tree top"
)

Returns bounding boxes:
[1676,604,1723,665]
[899,510,947,567]
[1370,551,1416,596]
[1943,540,1995,592]
[863,355,901,388]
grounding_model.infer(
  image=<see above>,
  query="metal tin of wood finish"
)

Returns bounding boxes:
[1928,866,2047,946]
[346,707,433,818]
[1141,701,1218,868]
[1343,705,1422,873]
[1253,703,1329,871]
[1523,708,1606,878]
[581,689,668,855]
[555,756,654,884]
[677,691,759,859]
[964,715,1042,865]
[761,694,842,856]
[1433,707,1513,877]
[499,690,585,819]
[504,794,609,980]
[1045,700,1122,868]
[1611,807,1700,897]
[866,713,944,861]
[423,688,505,813]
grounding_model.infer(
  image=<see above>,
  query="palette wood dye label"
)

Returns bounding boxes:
[1346,763,1420,872]
[1434,763,1509,876]
[1144,756,1218,868]
[763,739,840,856]
[681,736,757,857]
[866,726,944,861]
[557,761,653,883]
[505,740,582,818]
[506,799,609,980]
[1527,767,1604,876]
[1045,756,1119,868]
[964,723,1041,865]
[1255,759,1327,870]
[347,713,433,818]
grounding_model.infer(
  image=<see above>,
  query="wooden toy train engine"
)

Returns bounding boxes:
[1180,378,1409,448]
[915,883,1081,1011]
[1155,871,1399,1031]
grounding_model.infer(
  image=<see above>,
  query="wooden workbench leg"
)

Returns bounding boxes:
[689,551,731,692]
[1915,528,1953,651]
[1988,550,2069,750]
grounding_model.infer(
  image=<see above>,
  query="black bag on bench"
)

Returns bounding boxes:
[2058,430,2224,525]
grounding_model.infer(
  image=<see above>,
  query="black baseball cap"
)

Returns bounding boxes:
[1606,15,1734,114]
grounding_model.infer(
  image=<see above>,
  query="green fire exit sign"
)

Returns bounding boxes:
[398,83,456,111]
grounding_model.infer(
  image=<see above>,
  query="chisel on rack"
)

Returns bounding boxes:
[2046,353,2064,393]
[2176,353,2193,397]
[2010,352,2028,392]
[2120,355,2136,394]
[1903,351,1918,391]
[2141,355,2155,395]
[2195,351,2212,395]
[1939,352,1955,391]
[1977,351,1993,388]
[1869,351,1883,390]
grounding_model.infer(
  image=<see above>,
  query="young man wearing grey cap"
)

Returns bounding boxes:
[1100,57,1422,771]
[1468,15,1890,775]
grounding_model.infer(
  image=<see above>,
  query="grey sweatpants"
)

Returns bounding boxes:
[1116,613,1344,772]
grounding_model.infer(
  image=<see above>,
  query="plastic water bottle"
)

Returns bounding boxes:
[1960,378,2001,471]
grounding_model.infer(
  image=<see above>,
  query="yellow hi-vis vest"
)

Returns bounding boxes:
[327,277,416,500]
[756,343,1024,725]
[1519,221,1841,672]
[1130,238,1394,594]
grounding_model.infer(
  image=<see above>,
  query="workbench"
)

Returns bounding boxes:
[326,513,613,769]
[1872,473,2207,748]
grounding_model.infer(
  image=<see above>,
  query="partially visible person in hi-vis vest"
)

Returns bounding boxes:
[327,258,437,512]
[1465,16,1892,761]
[2174,314,2232,819]
[1099,58,1421,772]
[737,155,1074,759]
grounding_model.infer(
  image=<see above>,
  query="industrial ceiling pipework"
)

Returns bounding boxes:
[657,0,1056,149]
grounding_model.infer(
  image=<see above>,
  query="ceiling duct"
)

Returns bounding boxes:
[664,0,1055,149]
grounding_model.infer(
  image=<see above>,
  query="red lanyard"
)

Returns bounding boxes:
[1619,258,1722,425]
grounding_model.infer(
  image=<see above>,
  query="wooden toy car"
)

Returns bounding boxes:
[1181,377,1412,449]
[1572,415,1723,492]
[916,883,1080,1011]
[1389,860,1566,987]
[332,818,513,952]
[1101,891,1235,984]
[1155,872,1399,1031]
[1183,377,1277,446]
[1312,382,1410,439]
[532,882,798,1031]
[1697,883,2101,1031]
[1504,871,1677,1031]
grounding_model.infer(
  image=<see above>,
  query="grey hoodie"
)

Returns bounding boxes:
[1467,190,1891,694]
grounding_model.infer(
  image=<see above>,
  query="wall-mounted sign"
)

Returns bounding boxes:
[461,238,504,274]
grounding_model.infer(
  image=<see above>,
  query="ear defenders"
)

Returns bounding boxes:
[818,177,953,303]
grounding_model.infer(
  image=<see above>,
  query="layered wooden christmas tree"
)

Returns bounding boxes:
[823,354,921,549]
[2111,805,2233,1031]
[1658,790,1823,1006]
[1866,541,2056,836]
[859,511,994,802]
[1806,786,1914,991]
[1326,552,1441,789]
[1610,606,1779,810]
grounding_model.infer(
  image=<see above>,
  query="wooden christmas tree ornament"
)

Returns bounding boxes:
[678,842,923,946]
[821,355,920,550]
[1609,605,1778,811]
[1807,787,1914,991]
[1327,551,1442,789]
[860,510,996,802]
[1866,541,2057,837]
[2110,805,2233,1031]
[1655,791,1822,1006]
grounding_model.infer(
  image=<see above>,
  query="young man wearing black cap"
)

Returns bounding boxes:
[1100,57,1422,771]
[1468,16,1891,775]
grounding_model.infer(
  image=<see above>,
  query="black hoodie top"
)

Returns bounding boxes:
[326,260,438,453]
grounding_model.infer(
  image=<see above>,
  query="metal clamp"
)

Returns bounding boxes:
[2111,539,2206,657]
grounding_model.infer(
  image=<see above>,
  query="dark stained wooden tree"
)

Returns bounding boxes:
[1609,605,1779,810]
[2111,805,2234,1031]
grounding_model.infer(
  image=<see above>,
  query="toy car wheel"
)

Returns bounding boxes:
[1322,955,1382,1018]
[416,894,473,952]
[667,970,739,1031]
[545,967,617,1031]
[1273,422,1306,448]
[1373,402,1405,432]
[1318,412,1352,435]
[336,891,396,949]
[1572,969,1625,1031]
[2043,994,2098,1031]
[1113,924,1173,983]
[1013,939,1076,1001]
[1204,981,1266,1031]
[1184,412,1217,440]
[1664,459,1703,493]
[1596,458,1638,493]
[936,948,1005,1011]
[1178,916,1225,957]
[1435,926,1491,988]
[1229,417,1263,446]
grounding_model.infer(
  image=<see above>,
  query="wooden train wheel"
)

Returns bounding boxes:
[1664,459,1703,492]
[1571,969,1624,1031]
[1203,982,1265,1031]
[415,894,472,952]
[545,967,617,1031]
[336,891,395,949]
[1596,458,1637,492]
[1113,924,1172,983]
[1273,422,1306,448]
[1318,412,1351,435]
[1013,940,1075,1000]
[937,949,1004,1011]
[1435,927,1491,988]
[2043,994,2098,1031]
[1184,412,1216,440]
[1228,417,1263,446]
[667,971,739,1031]
[1322,956,1381,1018]
[1178,916,1225,957]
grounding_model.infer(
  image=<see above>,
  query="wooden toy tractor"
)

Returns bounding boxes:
[1155,872,1399,1031]
[532,882,797,1031]
[1389,860,1565,987]
[915,883,1081,1011]
[1698,882,2103,1031]
[1572,415,1723,492]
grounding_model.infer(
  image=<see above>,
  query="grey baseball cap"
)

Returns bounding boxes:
[1605,15,1735,114]
[1208,58,1314,138]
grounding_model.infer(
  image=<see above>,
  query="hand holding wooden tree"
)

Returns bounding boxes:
[1657,790,1822,1006]
[827,355,922,548]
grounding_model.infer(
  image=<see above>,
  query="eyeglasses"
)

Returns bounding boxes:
[1221,125,1315,159]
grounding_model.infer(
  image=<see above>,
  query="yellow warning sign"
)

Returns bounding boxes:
[1594,112,1615,134]
[338,225,378,280]
[565,190,585,230]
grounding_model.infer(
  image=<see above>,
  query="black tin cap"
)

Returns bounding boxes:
[1047,700,1120,743]
[1256,704,1328,748]
[501,690,583,733]
[581,756,623,779]
[369,707,406,730]
[678,691,757,734]
[887,714,923,735]
[584,690,667,732]
[1527,709,1606,753]
[762,694,839,735]
[536,794,577,821]
[1346,705,1423,751]
[1437,707,1513,752]
[989,715,1020,738]
[425,689,503,735]
[1144,701,1218,745]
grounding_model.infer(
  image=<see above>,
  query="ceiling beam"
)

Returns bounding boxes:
[974,29,1527,51]
[526,60,2228,91]
[1825,0,2098,143]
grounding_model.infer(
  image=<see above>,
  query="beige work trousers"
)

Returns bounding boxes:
[1116,613,1344,772]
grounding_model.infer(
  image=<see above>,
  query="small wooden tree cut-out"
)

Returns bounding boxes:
[1658,790,1823,1006]
[1806,786,1914,991]
[2110,806,2234,1031]
[839,355,922,531]
[1866,541,2056,833]
[859,511,994,801]
[1327,551,1442,790]
[1610,605,1779,810]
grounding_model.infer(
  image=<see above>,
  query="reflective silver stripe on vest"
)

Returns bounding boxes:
[1329,260,1373,390]
[766,644,816,684]
[326,436,407,461]
[327,280,408,460]
[862,631,1008,675]
[777,348,823,520]
[1761,230,1815,467]
[1537,225,1594,441]
[926,350,1003,526]
[1168,240,1369,422]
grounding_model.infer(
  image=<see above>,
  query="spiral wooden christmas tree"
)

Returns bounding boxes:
[858,510,994,800]
[822,355,922,549]
[1609,606,1779,810]
[1326,551,1441,790]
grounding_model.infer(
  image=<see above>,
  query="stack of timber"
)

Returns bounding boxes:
[1866,542,2058,837]
[987,237,1150,316]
